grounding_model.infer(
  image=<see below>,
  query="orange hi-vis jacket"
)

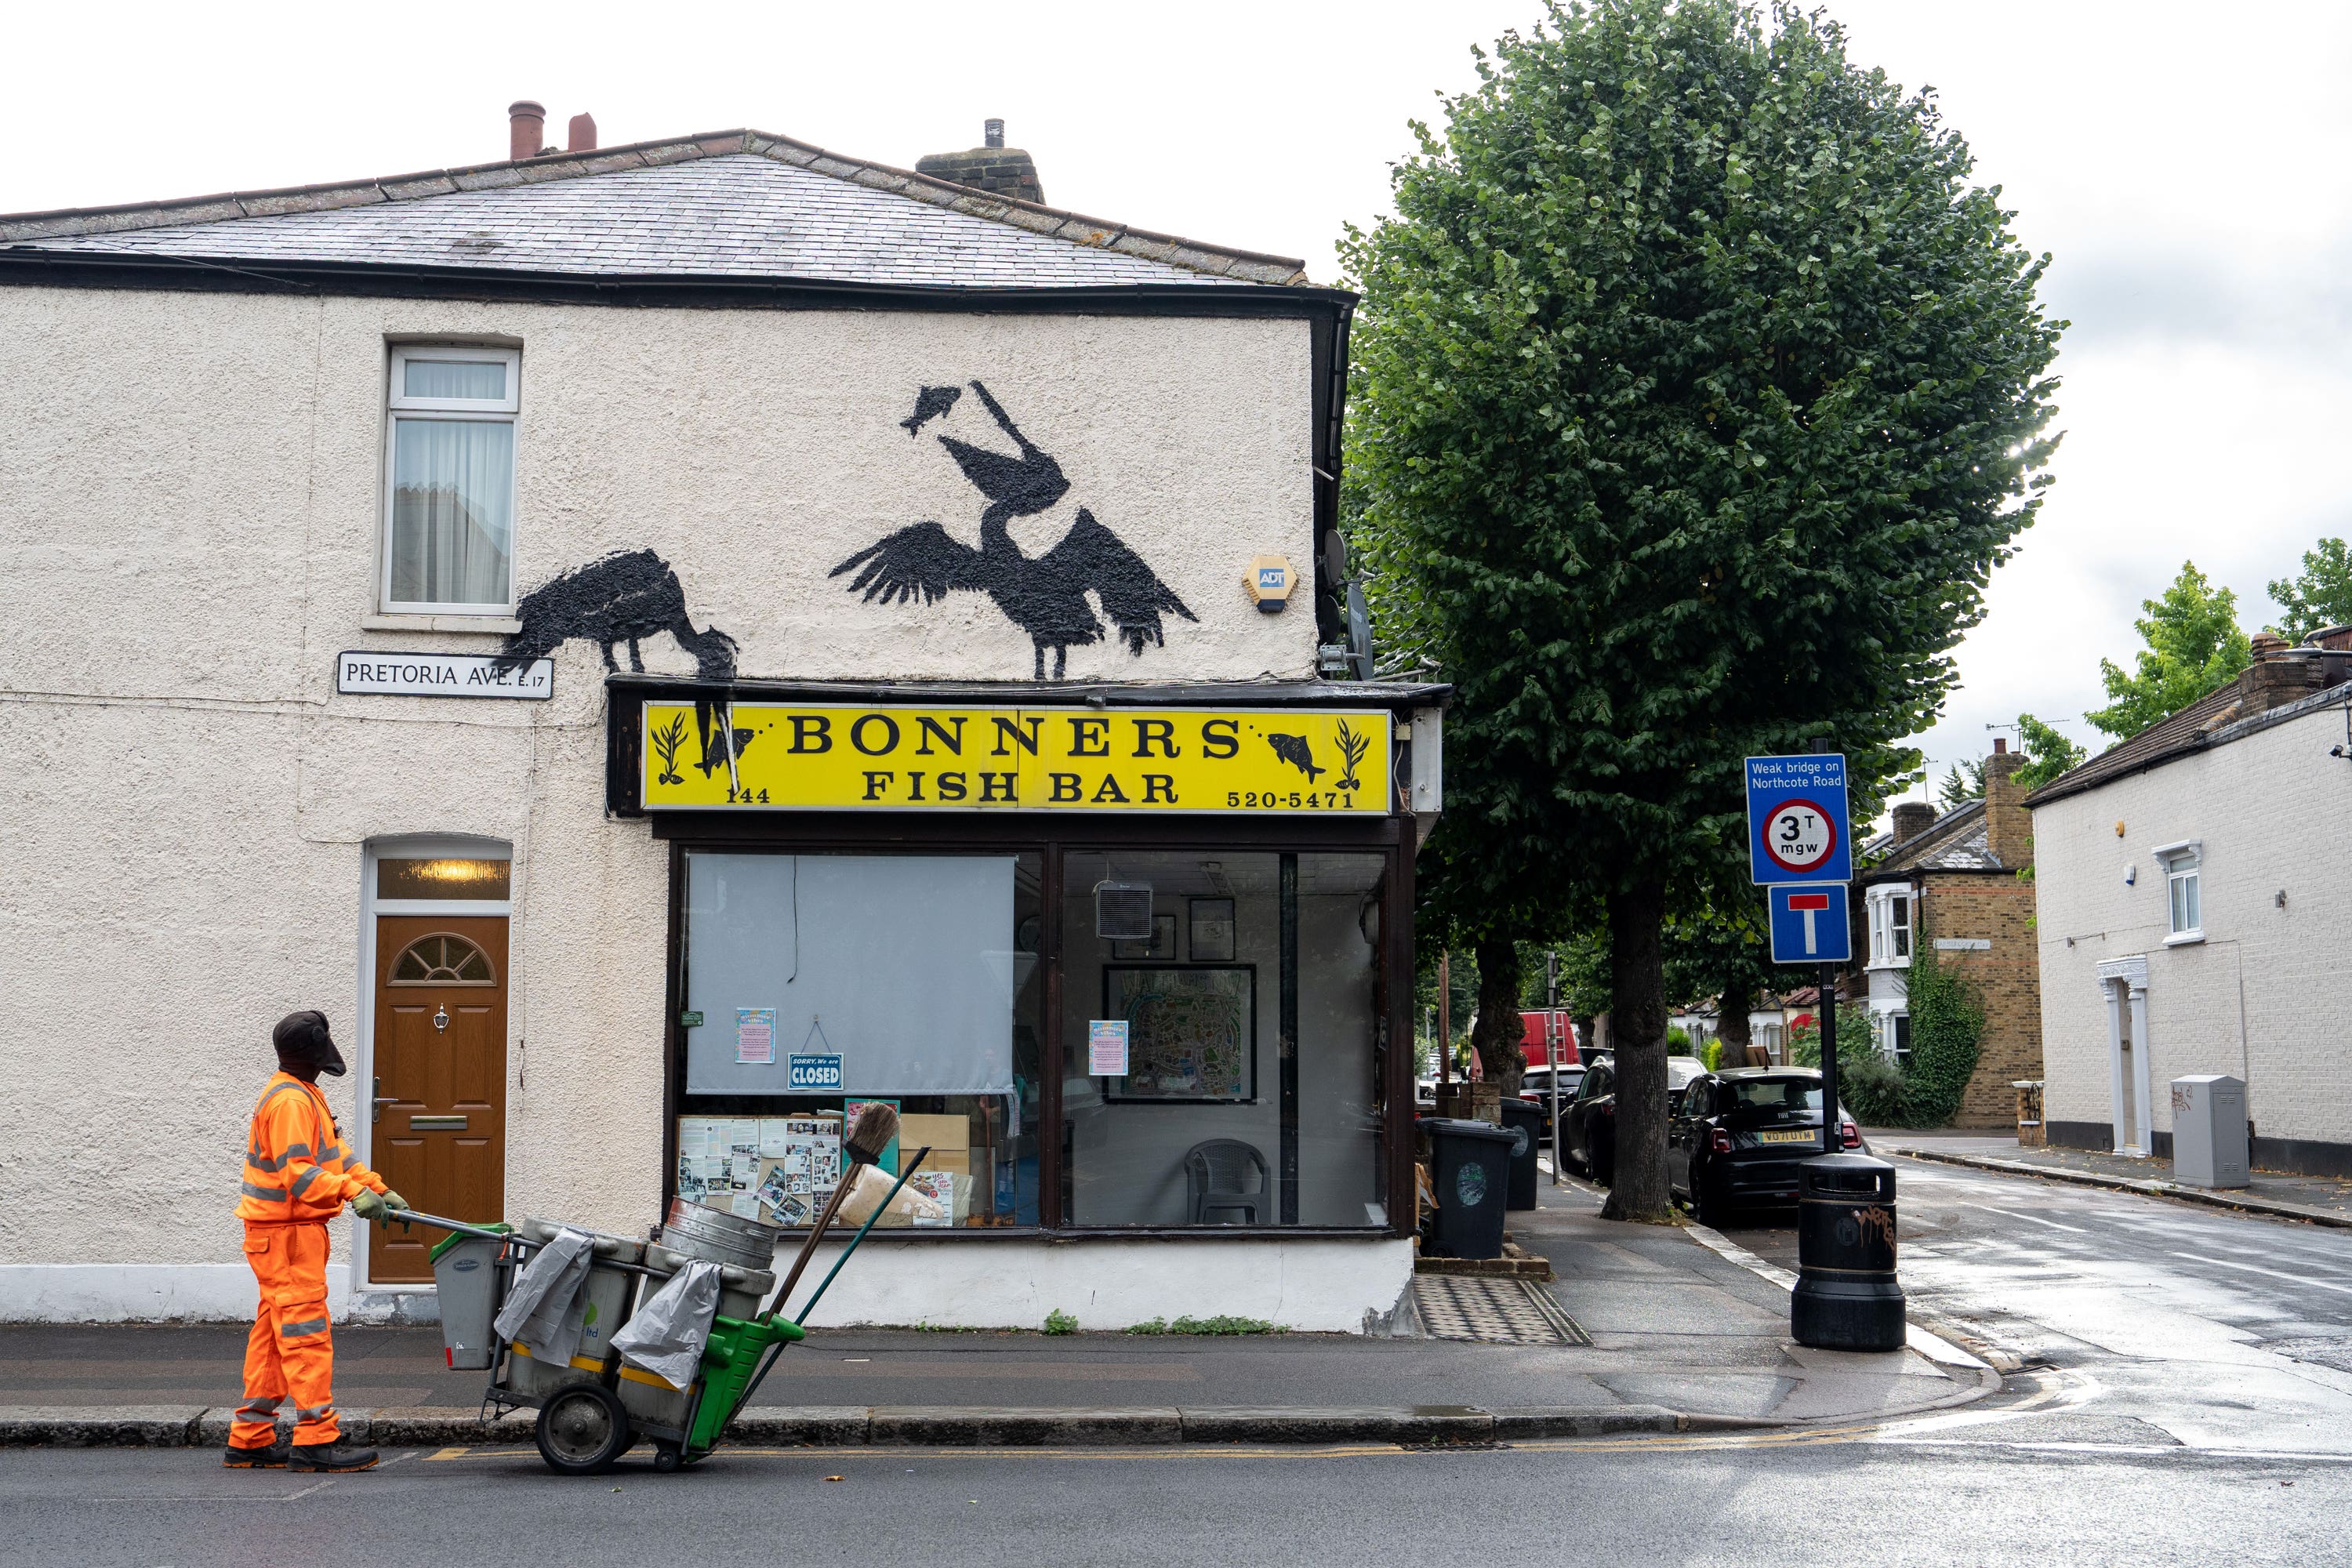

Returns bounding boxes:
[237,1073,388,1224]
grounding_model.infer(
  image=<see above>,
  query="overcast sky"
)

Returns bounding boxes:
[8,1,2347,810]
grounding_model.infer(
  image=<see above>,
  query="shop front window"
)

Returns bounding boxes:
[1060,850,1388,1229]
[677,850,1044,1229]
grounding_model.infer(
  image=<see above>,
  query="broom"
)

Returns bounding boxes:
[767,1102,899,1321]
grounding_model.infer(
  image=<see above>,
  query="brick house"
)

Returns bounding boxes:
[1857,742,2042,1128]
[2026,633,2352,1177]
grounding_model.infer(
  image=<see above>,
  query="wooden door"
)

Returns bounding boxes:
[370,916,508,1283]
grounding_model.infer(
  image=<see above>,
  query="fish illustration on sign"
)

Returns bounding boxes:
[1265,734,1325,782]
[832,381,1196,680]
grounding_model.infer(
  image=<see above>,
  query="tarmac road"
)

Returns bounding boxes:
[1716,1150,2352,1454]
[2,1422,2341,1568]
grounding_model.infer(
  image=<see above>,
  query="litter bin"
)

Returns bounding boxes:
[1496,1099,1544,1211]
[1791,1153,1904,1350]
[1417,1117,1515,1259]
[430,1223,514,1371]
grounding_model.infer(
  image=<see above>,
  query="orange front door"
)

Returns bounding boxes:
[369,915,509,1283]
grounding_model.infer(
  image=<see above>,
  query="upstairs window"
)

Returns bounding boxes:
[1866,887,1911,968]
[2158,843,2202,940]
[383,346,519,615]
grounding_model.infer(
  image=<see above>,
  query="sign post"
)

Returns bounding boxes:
[1746,753,1853,1156]
[1545,949,1563,1188]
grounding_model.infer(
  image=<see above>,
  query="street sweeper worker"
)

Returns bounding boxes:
[223,1010,408,1472]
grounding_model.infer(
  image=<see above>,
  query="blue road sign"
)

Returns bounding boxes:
[1746,753,1853,885]
[1769,883,1853,965]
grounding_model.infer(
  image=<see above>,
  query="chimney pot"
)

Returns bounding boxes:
[985,118,1005,148]
[1993,737,2008,753]
[2252,631,2288,659]
[568,112,597,154]
[508,100,546,162]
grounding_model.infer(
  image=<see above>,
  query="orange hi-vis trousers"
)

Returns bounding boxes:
[230,1221,340,1449]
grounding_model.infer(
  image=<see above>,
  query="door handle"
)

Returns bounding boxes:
[372,1076,401,1124]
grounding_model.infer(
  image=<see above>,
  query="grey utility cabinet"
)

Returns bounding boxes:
[2169,1074,2249,1189]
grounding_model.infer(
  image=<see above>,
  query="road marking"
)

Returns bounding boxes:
[1965,1203,2089,1234]
[2169,1251,2352,1295]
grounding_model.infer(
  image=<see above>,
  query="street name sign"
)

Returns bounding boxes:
[337,651,554,699]
[1746,753,1853,885]
[1769,883,1853,964]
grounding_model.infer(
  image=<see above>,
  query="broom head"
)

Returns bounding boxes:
[844,1102,900,1167]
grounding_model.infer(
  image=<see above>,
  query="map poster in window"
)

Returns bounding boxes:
[1102,965,1256,1103]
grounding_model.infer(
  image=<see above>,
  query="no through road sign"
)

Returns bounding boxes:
[1769,883,1853,964]
[1745,754,1853,885]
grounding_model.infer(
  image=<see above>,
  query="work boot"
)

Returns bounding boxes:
[222,1436,290,1468]
[289,1439,379,1472]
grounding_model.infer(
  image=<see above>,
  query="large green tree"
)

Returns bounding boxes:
[2267,537,2352,646]
[1344,0,2061,1221]
[2085,561,2250,740]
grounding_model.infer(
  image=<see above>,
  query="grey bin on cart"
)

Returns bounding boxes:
[615,1249,775,1438]
[2171,1074,2249,1189]
[505,1221,648,1401]
[1495,1100,1544,1211]
[430,1226,513,1372]
[1417,1117,1515,1260]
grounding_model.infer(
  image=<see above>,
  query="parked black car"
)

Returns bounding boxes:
[1560,1054,1708,1186]
[1667,1068,1864,1225]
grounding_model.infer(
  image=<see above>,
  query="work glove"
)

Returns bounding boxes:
[353,1189,406,1221]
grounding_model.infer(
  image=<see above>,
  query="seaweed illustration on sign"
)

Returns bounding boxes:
[651,710,691,785]
[1108,967,1254,1102]
[832,381,1196,680]
[495,549,750,783]
[1334,720,1369,793]
[1265,734,1324,782]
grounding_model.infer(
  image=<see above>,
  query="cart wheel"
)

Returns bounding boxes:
[652,1443,682,1474]
[535,1384,631,1475]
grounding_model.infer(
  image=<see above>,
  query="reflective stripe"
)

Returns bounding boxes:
[245,1142,311,1173]
[278,1316,329,1339]
[288,1166,325,1198]
[294,1403,334,1421]
[234,1397,283,1417]
[241,1181,289,1203]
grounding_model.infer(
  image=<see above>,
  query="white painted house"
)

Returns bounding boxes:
[0,110,1445,1327]
[2027,633,2352,1177]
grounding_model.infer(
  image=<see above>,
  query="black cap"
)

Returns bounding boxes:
[272,1010,347,1077]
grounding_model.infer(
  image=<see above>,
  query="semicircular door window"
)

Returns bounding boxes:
[389,932,497,985]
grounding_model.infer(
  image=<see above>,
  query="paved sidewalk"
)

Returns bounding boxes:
[0,1176,1994,1446]
[1870,1130,2352,1228]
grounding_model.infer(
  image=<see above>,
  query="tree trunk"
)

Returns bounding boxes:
[1471,936,1526,1095]
[1601,877,1675,1223]
[1718,983,1754,1069]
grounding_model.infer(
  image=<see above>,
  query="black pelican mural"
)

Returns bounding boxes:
[831,381,1196,680]
[494,549,747,777]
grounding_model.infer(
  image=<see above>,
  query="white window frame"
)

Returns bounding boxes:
[2154,839,2203,945]
[1864,884,1913,970]
[380,345,522,617]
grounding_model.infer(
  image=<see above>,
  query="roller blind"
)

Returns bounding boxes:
[684,852,1016,1095]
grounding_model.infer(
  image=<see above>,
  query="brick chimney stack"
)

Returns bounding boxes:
[509,100,546,162]
[2245,630,2324,713]
[1891,800,1936,844]
[1983,742,2032,869]
[916,119,1047,205]
[568,112,597,154]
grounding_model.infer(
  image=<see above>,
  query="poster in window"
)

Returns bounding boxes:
[1102,965,1255,1103]
[1113,913,1178,960]
[1187,898,1236,963]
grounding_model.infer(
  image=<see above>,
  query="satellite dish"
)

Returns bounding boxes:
[1322,531,1350,584]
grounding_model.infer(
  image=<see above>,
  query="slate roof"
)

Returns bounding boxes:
[1860,798,2004,878]
[0,129,1310,290]
[2021,667,2352,808]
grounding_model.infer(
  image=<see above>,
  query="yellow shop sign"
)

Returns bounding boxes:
[641,703,1392,814]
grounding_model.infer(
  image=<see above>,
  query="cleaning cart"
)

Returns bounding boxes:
[394,1147,930,1475]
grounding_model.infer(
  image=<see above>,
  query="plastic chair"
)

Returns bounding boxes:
[1184,1140,1269,1225]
